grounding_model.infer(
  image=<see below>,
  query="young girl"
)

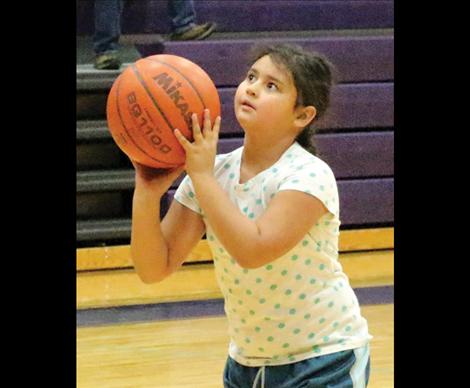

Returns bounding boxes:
[130,43,372,387]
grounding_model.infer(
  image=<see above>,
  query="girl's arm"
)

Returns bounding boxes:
[130,163,205,284]
[191,176,327,268]
[175,111,327,269]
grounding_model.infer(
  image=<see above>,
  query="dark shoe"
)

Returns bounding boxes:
[94,52,121,70]
[169,22,216,41]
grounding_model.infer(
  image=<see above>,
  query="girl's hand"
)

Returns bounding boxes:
[174,109,221,179]
[131,160,184,198]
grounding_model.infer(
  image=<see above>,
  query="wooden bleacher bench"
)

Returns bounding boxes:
[77,227,394,310]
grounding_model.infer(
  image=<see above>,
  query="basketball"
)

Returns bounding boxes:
[106,54,221,168]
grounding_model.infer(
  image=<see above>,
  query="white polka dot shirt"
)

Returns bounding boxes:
[174,142,371,367]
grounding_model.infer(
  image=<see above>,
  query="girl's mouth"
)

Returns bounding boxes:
[240,100,256,110]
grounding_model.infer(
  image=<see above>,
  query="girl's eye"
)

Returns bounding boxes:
[247,73,255,81]
[267,82,278,91]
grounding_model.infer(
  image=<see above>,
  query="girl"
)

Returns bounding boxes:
[130,43,372,387]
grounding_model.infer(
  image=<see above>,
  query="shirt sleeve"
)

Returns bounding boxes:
[173,154,228,215]
[277,162,339,218]
[173,174,203,215]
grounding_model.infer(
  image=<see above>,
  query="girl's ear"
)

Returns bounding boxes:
[294,105,317,129]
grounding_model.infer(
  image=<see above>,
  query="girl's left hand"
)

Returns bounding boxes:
[174,109,221,179]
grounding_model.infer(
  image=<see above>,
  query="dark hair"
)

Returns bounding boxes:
[248,43,336,155]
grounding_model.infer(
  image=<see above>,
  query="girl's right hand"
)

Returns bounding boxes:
[131,160,185,197]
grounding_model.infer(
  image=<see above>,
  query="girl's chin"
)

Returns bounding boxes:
[236,106,257,121]
[235,112,255,127]
[235,118,259,134]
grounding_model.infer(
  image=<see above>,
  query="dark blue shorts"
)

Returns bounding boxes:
[223,344,370,388]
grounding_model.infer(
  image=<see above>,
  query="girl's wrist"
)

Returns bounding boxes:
[189,171,214,185]
[133,185,164,203]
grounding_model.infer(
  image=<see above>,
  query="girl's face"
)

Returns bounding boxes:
[234,55,300,138]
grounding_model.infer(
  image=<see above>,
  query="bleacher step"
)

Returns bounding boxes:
[77,130,394,191]
[77,218,132,242]
[77,177,394,244]
[77,170,135,192]
[77,120,111,140]
[77,83,394,130]
[77,250,394,309]
[77,0,394,35]
[77,29,394,91]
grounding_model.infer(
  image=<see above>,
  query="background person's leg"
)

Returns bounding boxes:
[167,0,216,41]
[167,0,196,33]
[93,0,124,69]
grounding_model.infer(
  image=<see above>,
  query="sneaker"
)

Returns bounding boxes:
[169,22,217,41]
[94,52,122,70]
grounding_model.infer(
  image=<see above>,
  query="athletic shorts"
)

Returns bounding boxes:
[223,343,370,388]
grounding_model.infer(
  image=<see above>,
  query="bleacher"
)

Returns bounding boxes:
[77,1,394,386]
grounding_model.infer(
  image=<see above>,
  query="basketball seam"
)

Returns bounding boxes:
[130,64,178,132]
[115,72,177,167]
[146,57,208,110]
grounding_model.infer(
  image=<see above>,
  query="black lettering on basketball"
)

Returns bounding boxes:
[169,90,183,105]
[167,82,182,95]
[160,145,171,153]
[113,69,176,167]
[184,111,193,128]
[126,90,172,153]
[137,115,148,128]
[150,135,162,146]
[153,71,196,127]
[127,92,137,104]
[131,103,142,117]
[153,73,173,91]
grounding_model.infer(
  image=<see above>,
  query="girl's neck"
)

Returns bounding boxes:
[241,134,295,175]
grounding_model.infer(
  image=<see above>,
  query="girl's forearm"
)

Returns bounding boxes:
[130,189,170,283]
[191,174,263,267]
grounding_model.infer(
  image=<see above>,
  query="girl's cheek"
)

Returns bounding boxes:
[235,83,244,97]
[234,84,245,105]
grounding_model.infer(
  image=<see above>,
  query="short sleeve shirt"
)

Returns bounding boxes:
[174,142,371,367]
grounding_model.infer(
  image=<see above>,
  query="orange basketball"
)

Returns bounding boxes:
[106,54,221,168]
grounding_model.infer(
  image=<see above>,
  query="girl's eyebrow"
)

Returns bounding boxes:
[249,67,285,86]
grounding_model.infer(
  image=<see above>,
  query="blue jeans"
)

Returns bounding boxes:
[93,0,196,54]
[223,344,371,388]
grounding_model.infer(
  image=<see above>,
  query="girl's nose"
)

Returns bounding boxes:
[246,84,257,97]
